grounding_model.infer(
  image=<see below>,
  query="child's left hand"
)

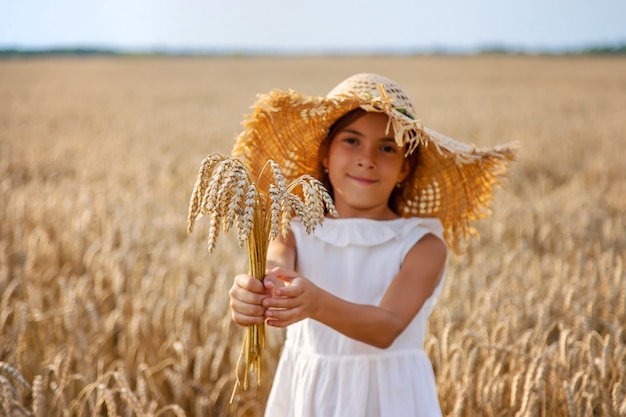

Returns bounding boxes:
[262,266,321,327]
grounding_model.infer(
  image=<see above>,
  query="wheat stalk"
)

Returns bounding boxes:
[187,153,337,393]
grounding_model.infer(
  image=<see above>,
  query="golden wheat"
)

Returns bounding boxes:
[187,153,336,392]
[0,55,624,416]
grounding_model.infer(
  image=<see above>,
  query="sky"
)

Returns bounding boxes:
[1,0,625,53]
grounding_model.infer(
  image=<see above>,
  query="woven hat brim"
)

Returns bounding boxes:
[401,127,517,252]
[232,90,361,186]
[232,89,518,254]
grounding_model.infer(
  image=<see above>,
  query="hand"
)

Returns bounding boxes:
[262,267,321,327]
[228,274,272,326]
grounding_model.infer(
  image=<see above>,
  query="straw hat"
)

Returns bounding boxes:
[232,73,517,253]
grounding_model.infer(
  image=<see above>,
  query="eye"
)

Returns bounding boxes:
[380,144,399,154]
[341,137,359,145]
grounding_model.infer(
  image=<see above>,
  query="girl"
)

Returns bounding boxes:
[228,73,516,417]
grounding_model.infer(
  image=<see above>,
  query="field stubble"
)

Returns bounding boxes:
[0,56,625,416]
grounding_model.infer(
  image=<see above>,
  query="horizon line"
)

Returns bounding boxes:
[1,43,626,57]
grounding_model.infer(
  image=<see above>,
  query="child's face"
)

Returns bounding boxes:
[322,112,408,220]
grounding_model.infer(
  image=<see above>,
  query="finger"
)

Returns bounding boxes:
[229,284,266,306]
[235,274,266,293]
[230,295,267,326]
[265,318,292,328]
[265,308,301,327]
[269,267,301,282]
[272,279,305,298]
[262,274,278,292]
[230,296,266,316]
[232,310,266,326]
[263,293,301,309]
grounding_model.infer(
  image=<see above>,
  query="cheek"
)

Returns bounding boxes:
[325,144,344,169]
[380,152,403,166]
[325,152,347,186]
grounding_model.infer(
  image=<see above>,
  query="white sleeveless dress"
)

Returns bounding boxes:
[264,217,446,417]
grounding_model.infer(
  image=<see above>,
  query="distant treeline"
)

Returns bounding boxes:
[1,44,626,57]
[478,44,626,55]
[580,44,626,54]
[0,48,129,57]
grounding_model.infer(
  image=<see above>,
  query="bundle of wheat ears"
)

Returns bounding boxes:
[187,153,337,391]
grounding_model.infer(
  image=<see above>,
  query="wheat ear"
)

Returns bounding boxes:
[187,153,336,394]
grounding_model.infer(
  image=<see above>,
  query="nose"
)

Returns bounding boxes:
[357,146,376,169]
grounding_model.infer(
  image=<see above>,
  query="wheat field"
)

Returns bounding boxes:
[1,55,625,416]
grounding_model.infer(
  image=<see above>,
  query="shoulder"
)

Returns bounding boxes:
[403,232,447,274]
[400,217,444,242]
[411,232,447,256]
[388,217,446,256]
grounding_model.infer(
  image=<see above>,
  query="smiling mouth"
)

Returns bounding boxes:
[348,175,377,185]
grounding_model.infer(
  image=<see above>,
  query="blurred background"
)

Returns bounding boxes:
[1,0,625,55]
[1,1,625,417]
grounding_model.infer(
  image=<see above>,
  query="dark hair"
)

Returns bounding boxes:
[317,108,419,216]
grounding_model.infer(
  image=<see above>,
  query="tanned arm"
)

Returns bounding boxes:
[266,231,296,271]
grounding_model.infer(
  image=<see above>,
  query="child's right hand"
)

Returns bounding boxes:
[228,274,277,326]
